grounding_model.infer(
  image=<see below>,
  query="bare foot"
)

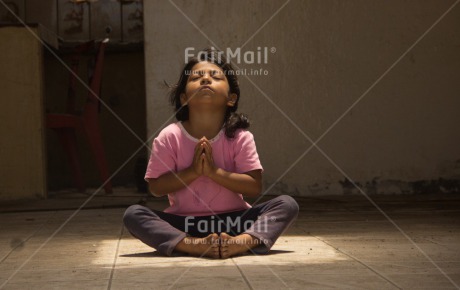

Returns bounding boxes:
[219,233,260,259]
[175,233,220,258]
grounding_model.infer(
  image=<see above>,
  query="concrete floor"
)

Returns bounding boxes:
[0,189,459,289]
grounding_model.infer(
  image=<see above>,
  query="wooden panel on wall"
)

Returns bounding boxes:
[0,26,47,201]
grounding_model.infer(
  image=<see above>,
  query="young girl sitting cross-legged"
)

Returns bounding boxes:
[123,48,299,259]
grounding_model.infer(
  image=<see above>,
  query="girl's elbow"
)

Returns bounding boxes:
[251,174,263,197]
[149,187,161,198]
[255,181,263,196]
[148,179,163,197]
[247,184,262,197]
[150,190,162,198]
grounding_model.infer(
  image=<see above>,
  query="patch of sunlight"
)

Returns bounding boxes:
[91,235,348,267]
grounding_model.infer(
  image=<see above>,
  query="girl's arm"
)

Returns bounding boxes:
[148,140,204,197]
[209,169,262,198]
[202,140,262,197]
[147,167,199,197]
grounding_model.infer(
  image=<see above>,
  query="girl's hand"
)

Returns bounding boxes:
[191,139,204,176]
[201,138,217,177]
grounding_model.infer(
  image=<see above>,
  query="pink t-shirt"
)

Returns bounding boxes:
[145,122,263,216]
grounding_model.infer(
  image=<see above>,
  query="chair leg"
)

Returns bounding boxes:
[56,128,85,192]
[83,121,113,194]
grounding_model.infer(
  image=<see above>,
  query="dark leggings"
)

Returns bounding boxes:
[123,195,299,256]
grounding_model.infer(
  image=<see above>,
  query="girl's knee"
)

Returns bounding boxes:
[123,204,147,227]
[277,195,299,218]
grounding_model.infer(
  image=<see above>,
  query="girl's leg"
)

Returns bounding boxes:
[123,204,186,256]
[220,195,299,257]
[123,204,219,257]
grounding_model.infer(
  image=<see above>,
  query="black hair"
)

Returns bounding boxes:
[168,47,250,139]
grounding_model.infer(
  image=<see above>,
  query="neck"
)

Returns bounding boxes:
[184,110,225,140]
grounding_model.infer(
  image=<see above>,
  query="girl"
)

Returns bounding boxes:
[123,48,299,259]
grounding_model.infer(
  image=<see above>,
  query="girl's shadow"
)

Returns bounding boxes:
[120,249,294,258]
[120,251,165,258]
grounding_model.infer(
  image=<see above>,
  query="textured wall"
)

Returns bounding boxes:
[144,0,460,196]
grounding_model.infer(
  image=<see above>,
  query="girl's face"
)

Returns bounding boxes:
[180,61,237,110]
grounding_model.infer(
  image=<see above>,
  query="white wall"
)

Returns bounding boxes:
[144,0,460,196]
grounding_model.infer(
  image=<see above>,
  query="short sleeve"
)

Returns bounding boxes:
[234,130,263,174]
[144,138,176,180]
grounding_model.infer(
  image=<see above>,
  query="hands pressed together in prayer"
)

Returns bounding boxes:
[191,137,217,177]
[186,136,261,197]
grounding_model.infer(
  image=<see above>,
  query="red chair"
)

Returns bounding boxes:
[46,38,113,194]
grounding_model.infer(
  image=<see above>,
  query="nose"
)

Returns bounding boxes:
[200,73,211,85]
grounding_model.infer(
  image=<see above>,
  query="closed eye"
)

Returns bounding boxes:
[188,69,225,81]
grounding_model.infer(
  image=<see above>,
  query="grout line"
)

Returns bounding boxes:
[231,256,292,289]
[107,224,125,290]
[308,232,402,290]
[0,184,121,288]
[0,212,57,264]
[166,246,217,290]
[231,258,255,290]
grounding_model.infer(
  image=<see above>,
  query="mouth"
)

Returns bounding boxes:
[200,86,214,92]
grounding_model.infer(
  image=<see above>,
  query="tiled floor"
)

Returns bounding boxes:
[0,190,459,289]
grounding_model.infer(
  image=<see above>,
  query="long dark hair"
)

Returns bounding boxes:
[169,47,249,139]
